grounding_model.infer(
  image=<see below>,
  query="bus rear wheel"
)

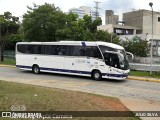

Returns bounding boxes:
[32,65,40,74]
[92,70,102,80]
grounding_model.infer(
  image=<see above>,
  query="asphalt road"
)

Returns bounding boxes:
[0,67,160,102]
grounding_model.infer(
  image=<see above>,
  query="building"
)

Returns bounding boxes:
[69,6,97,20]
[105,10,119,25]
[97,9,160,56]
[123,9,160,35]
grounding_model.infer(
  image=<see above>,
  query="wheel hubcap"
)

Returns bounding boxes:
[34,67,39,73]
[95,73,100,79]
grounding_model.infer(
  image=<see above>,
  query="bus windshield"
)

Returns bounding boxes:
[99,45,129,70]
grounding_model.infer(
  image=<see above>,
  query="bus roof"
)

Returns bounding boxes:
[17,41,124,50]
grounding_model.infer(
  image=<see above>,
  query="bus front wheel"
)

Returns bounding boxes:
[32,65,40,74]
[92,70,102,80]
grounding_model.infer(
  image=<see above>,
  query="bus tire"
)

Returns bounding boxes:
[92,70,102,80]
[32,65,40,74]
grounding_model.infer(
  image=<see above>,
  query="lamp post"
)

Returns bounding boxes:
[149,2,153,75]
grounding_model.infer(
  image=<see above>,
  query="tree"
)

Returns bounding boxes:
[90,17,102,33]
[93,30,120,44]
[121,36,149,57]
[56,13,103,41]
[0,11,20,61]
[56,13,85,41]
[22,3,66,41]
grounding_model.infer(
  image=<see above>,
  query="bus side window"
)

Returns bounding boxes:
[85,47,94,57]
[57,45,67,55]
[32,45,42,54]
[69,46,85,56]
[92,46,103,59]
[45,45,57,55]
[85,46,102,59]
[27,45,33,54]
[17,44,26,53]
[65,46,70,56]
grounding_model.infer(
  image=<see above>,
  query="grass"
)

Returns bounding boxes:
[130,70,160,78]
[0,58,15,65]
[0,80,140,120]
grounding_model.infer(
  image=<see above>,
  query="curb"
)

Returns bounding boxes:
[0,64,16,68]
[0,64,160,83]
[128,76,160,83]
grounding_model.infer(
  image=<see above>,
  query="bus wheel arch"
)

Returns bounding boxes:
[91,69,102,80]
[32,64,40,74]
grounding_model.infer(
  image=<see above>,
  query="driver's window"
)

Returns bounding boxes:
[104,53,120,68]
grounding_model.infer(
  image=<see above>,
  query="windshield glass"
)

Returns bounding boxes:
[99,46,129,70]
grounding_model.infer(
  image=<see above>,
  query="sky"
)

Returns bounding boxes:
[0,0,160,24]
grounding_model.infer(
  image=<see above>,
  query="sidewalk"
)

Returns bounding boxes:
[0,64,160,83]
[120,97,160,120]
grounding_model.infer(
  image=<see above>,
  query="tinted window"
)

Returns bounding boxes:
[70,46,85,56]
[17,44,33,54]
[86,46,102,59]
[57,45,67,55]
[32,45,44,54]
[99,45,117,53]
[104,53,120,68]
[44,45,69,55]
[45,45,58,55]
[17,44,45,54]
[17,44,26,53]
[158,17,160,22]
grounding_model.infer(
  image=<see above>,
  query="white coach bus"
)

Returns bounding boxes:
[16,41,130,80]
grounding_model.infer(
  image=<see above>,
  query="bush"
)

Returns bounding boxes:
[122,36,149,57]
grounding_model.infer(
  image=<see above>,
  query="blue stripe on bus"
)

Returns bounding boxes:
[40,67,91,75]
[16,65,32,69]
[16,65,128,78]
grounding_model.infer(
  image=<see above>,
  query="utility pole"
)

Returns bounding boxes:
[94,1,101,18]
[149,2,153,75]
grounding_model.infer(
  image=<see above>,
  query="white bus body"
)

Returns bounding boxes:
[16,41,130,80]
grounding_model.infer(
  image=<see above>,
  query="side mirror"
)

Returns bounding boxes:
[126,52,134,60]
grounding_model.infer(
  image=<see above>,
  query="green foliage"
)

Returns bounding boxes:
[0,11,20,61]
[122,36,149,57]
[0,12,20,36]
[130,70,160,78]
[94,30,120,44]
[152,71,160,76]
[22,3,66,41]
[21,3,121,45]
[91,17,102,32]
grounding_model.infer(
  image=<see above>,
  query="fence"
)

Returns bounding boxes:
[0,50,15,59]
[128,56,160,71]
